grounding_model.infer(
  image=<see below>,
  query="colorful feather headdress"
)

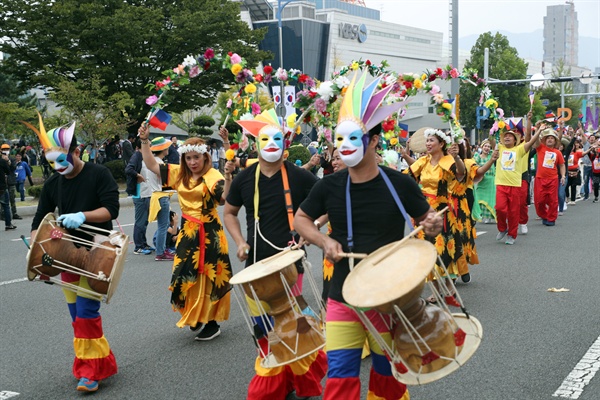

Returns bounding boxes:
[20,112,76,153]
[235,108,286,138]
[337,71,410,133]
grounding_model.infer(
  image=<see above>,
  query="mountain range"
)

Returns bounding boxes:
[459,29,599,70]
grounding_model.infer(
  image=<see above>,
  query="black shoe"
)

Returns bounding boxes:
[5,225,17,230]
[194,321,220,341]
[461,273,471,283]
[286,390,311,400]
[12,214,23,220]
[190,323,204,332]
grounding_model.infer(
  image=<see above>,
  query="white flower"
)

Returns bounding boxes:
[177,144,208,155]
[382,149,399,166]
[239,112,254,121]
[384,75,397,86]
[433,93,445,104]
[424,128,452,145]
[182,55,197,68]
[316,81,334,102]
[333,75,350,89]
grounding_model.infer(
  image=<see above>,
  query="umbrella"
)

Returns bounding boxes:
[209,132,223,142]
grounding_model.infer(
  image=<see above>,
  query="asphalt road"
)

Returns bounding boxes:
[1,199,599,400]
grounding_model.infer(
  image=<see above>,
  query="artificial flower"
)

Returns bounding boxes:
[231,63,242,75]
[263,65,273,75]
[204,48,215,60]
[314,98,327,113]
[230,53,242,64]
[251,102,261,115]
[430,84,440,95]
[240,112,253,121]
[333,75,350,89]
[316,81,334,102]
[226,99,233,108]
[239,133,249,151]
[351,61,359,70]
[254,74,263,83]
[450,68,459,79]
[173,64,185,75]
[225,149,236,161]
[442,102,452,110]
[188,65,200,78]
[433,93,445,104]
[414,79,423,89]
[421,73,427,81]
[496,108,504,118]
[276,68,288,81]
[287,113,297,129]
[498,121,506,129]
[390,137,398,146]
[244,83,257,94]
[182,55,196,67]
[146,95,158,106]
[484,98,498,109]
[233,109,239,117]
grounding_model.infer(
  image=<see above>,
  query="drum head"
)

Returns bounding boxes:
[343,239,437,309]
[410,127,431,154]
[26,213,60,280]
[230,250,305,285]
[105,234,128,304]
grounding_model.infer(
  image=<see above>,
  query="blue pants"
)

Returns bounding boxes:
[558,176,567,212]
[581,166,592,199]
[16,181,25,201]
[154,197,170,256]
[1,191,12,225]
[132,197,150,250]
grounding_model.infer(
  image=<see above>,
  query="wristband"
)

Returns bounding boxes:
[314,220,321,229]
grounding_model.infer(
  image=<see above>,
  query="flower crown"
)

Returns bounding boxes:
[177,143,208,155]
[424,128,453,147]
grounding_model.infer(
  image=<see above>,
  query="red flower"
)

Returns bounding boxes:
[298,74,309,83]
[382,119,395,132]
[254,74,263,83]
[263,65,273,75]
[366,60,372,66]
[428,73,437,82]
[230,143,239,150]
[404,81,413,89]
[400,89,407,97]
[227,52,233,57]
[203,61,210,70]
[308,91,317,98]
[156,81,165,89]
[381,82,387,88]
[436,68,443,76]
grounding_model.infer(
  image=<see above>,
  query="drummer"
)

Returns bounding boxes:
[223,109,327,400]
[28,115,120,392]
[294,74,443,400]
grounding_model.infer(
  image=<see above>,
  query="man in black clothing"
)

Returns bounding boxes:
[166,135,180,164]
[223,110,326,400]
[122,134,135,165]
[0,154,16,230]
[29,119,119,393]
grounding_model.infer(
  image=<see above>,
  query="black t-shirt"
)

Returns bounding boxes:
[32,163,120,240]
[299,166,430,303]
[226,160,317,264]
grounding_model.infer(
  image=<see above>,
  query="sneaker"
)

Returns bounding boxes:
[195,321,221,341]
[190,323,204,332]
[545,220,555,226]
[5,225,17,231]
[593,198,599,203]
[568,201,576,205]
[519,224,528,235]
[496,231,508,241]
[558,211,564,216]
[461,273,471,283]
[12,214,23,220]
[144,245,155,252]
[155,253,174,261]
[77,377,98,392]
[134,248,152,255]
[505,236,515,245]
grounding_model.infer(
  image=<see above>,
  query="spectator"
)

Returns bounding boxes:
[166,135,180,164]
[1,144,20,219]
[0,152,17,230]
[209,141,220,169]
[122,134,135,166]
[15,153,33,201]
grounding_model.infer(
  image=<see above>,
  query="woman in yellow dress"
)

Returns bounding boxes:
[402,129,465,286]
[139,123,235,341]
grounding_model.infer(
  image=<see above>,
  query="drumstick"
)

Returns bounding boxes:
[338,207,448,262]
[20,235,30,249]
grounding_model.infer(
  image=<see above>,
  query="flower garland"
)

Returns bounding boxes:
[177,143,208,155]
[424,128,453,148]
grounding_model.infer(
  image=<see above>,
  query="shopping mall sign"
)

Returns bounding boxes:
[339,23,367,43]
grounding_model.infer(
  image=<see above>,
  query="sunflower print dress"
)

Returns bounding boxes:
[405,154,463,277]
[165,166,232,328]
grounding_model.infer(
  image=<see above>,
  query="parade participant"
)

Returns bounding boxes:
[224,109,327,400]
[28,116,119,392]
[402,128,465,280]
[533,129,565,226]
[491,127,541,245]
[582,139,599,202]
[580,127,595,200]
[294,73,443,400]
[558,132,577,214]
[138,123,234,340]
[565,138,584,205]
[517,113,533,235]
[473,139,496,223]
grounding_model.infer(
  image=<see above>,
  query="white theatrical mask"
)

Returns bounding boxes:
[45,150,75,175]
[258,126,284,163]
[335,120,365,167]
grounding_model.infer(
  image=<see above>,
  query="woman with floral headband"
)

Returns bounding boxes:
[138,123,235,341]
[402,128,466,286]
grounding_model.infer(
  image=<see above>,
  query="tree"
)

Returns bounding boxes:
[50,76,134,148]
[459,32,530,133]
[536,60,582,127]
[0,71,37,107]
[0,0,269,130]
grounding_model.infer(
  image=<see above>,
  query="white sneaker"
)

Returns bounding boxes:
[505,236,515,245]
[519,224,528,235]
[496,231,508,241]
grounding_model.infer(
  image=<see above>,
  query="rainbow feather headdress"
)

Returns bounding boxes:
[20,112,76,153]
[235,108,285,138]
[338,71,410,133]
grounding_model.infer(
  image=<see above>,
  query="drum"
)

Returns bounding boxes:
[230,249,325,368]
[342,238,482,385]
[409,127,430,154]
[26,213,128,303]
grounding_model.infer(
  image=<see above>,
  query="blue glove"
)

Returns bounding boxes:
[57,212,86,229]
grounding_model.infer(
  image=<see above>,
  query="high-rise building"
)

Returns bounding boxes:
[543,1,578,66]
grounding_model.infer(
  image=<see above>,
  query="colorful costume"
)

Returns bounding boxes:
[406,154,463,276]
[495,140,528,240]
[163,166,232,327]
[473,151,496,222]
[534,142,564,223]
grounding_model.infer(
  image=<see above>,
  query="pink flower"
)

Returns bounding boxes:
[240,134,249,151]
[226,99,233,108]
[324,128,332,142]
[251,102,261,115]
[188,65,200,78]
[276,68,288,81]
[204,48,215,60]
[496,108,504,118]
[230,53,242,64]
[314,98,327,113]
[430,85,440,95]
[146,95,158,105]
[450,68,459,79]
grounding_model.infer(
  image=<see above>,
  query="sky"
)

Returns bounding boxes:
[364,0,600,42]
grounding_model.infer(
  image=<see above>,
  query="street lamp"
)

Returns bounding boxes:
[276,0,299,118]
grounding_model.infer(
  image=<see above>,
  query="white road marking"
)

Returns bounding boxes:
[0,390,20,399]
[553,335,600,399]
[477,231,487,236]
[0,278,27,287]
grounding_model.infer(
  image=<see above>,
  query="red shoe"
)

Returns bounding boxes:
[155,253,174,261]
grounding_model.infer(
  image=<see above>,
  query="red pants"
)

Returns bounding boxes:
[496,185,521,238]
[519,179,529,225]
[534,177,559,222]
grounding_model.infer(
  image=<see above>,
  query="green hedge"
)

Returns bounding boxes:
[287,145,310,166]
[27,185,44,199]
[104,160,126,183]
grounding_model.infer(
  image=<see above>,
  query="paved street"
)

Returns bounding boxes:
[1,199,599,400]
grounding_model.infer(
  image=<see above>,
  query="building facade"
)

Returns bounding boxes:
[543,1,578,67]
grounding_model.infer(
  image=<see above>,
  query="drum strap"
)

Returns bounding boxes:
[345,167,414,253]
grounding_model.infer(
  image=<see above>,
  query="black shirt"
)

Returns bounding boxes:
[299,166,430,303]
[227,160,317,264]
[32,163,120,239]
